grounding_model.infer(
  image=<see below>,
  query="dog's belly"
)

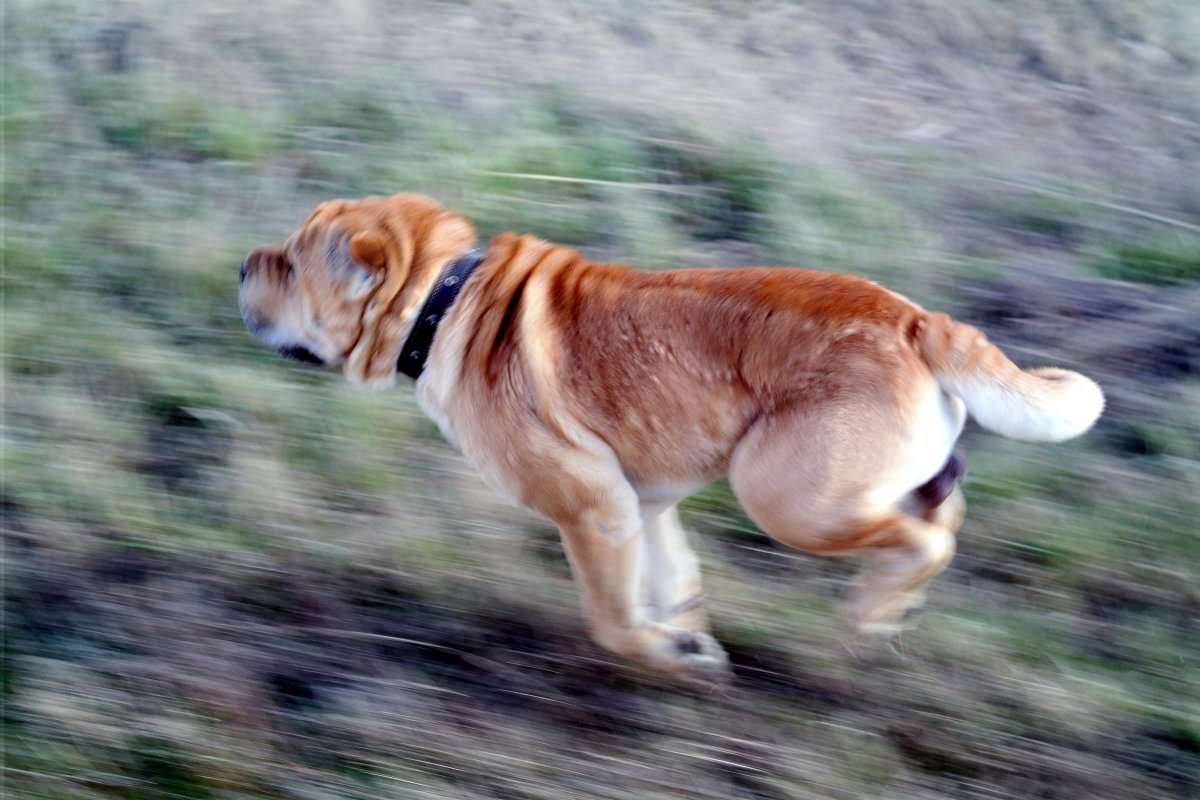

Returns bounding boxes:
[605,407,750,502]
[631,478,716,515]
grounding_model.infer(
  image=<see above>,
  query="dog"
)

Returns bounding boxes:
[239,193,1103,683]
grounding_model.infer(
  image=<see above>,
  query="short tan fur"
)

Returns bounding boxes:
[240,194,1103,683]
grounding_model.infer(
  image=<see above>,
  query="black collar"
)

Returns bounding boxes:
[396,250,483,380]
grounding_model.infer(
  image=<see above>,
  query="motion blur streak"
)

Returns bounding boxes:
[4,2,1198,798]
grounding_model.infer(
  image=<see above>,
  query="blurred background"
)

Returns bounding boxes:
[4,1,1199,798]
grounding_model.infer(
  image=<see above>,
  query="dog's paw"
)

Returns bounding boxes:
[595,622,732,686]
[670,630,732,687]
[840,586,927,638]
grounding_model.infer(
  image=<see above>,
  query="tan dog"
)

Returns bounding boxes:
[239,193,1103,683]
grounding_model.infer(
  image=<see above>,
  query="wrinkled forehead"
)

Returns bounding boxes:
[287,199,379,256]
[288,203,343,253]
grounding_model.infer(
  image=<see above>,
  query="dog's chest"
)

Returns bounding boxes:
[414,371,460,448]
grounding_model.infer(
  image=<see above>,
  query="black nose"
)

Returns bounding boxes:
[239,258,250,282]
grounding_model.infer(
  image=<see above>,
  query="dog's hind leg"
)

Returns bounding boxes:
[740,493,956,635]
[728,400,959,635]
[839,515,956,635]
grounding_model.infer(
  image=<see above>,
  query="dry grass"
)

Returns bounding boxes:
[4,1,1199,798]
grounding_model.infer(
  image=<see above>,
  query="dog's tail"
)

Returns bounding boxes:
[916,312,1104,442]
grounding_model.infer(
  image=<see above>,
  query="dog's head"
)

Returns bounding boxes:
[239,194,476,389]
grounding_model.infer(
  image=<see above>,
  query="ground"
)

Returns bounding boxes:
[3,1,1199,798]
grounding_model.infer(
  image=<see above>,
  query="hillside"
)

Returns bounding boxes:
[4,1,1199,798]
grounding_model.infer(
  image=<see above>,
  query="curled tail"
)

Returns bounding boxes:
[916,313,1104,442]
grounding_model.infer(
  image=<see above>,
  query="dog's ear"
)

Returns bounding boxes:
[341,231,387,298]
[349,231,387,272]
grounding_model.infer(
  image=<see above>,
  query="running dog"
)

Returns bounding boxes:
[239,193,1103,683]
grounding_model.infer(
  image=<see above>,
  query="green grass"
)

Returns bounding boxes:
[4,1,1200,798]
[1092,237,1200,285]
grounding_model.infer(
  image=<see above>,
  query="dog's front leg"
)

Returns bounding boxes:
[640,504,709,634]
[553,493,730,685]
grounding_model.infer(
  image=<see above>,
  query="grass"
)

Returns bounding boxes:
[4,1,1200,798]
[1092,238,1200,285]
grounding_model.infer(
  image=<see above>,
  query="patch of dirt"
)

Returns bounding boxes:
[6,528,1193,799]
